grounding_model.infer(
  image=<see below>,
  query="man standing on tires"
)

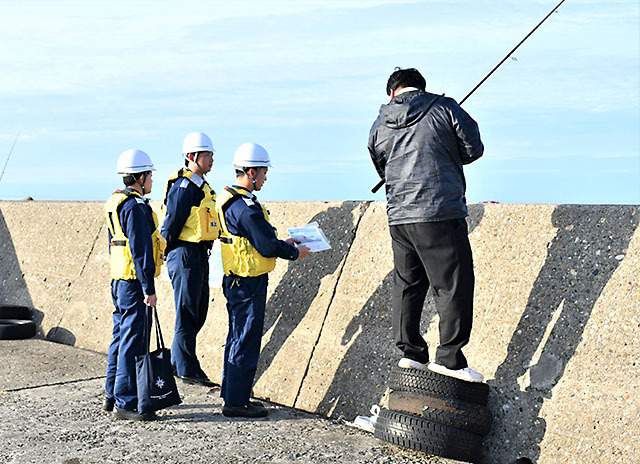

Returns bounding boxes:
[105,149,165,420]
[216,143,312,418]
[161,132,219,387]
[368,67,484,383]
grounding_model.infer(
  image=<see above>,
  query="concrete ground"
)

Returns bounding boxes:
[0,340,458,464]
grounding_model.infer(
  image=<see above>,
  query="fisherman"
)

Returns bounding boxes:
[216,143,312,418]
[368,67,485,382]
[104,148,165,420]
[161,132,220,387]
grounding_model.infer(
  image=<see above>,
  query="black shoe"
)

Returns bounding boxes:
[222,402,268,418]
[179,375,218,388]
[113,406,156,421]
[103,397,115,412]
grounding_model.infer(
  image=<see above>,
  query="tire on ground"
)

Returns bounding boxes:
[0,319,37,340]
[375,408,482,463]
[389,367,489,406]
[388,390,492,436]
[0,305,31,320]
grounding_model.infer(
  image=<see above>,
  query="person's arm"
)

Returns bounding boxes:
[368,120,386,178]
[120,201,156,296]
[161,180,198,250]
[233,206,300,260]
[450,102,484,165]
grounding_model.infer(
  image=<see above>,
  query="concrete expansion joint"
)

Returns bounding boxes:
[293,202,371,407]
[78,222,104,279]
[3,375,106,393]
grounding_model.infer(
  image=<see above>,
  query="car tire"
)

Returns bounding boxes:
[0,319,37,340]
[375,408,482,463]
[389,367,489,406]
[0,305,31,320]
[388,390,492,436]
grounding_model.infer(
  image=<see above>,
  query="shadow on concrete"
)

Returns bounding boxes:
[1,208,77,345]
[316,204,486,419]
[254,202,364,382]
[0,207,35,316]
[486,205,639,463]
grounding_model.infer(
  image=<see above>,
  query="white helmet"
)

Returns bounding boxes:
[182,132,214,155]
[116,149,155,175]
[233,143,271,168]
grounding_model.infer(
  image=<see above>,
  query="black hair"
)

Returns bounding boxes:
[386,67,426,96]
[122,171,149,186]
[236,167,261,177]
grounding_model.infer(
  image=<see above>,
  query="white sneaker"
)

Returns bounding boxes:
[428,363,484,383]
[398,357,428,371]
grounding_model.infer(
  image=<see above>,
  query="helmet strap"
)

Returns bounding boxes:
[139,172,149,195]
[243,167,258,190]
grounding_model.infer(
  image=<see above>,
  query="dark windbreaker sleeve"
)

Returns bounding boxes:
[368,117,386,179]
[160,180,198,251]
[450,103,484,165]
[120,201,156,295]
[231,205,299,260]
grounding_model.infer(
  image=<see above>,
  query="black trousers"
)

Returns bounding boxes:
[390,218,474,370]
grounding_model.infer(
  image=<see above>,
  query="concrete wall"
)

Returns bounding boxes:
[1,200,638,464]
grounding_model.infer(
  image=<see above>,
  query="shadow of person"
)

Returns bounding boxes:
[486,205,639,463]
[254,202,365,382]
[316,204,485,419]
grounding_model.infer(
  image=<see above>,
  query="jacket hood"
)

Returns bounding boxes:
[380,91,441,130]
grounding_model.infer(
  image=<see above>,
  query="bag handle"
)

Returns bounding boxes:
[143,305,166,354]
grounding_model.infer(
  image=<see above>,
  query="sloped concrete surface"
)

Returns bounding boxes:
[0,340,451,464]
[1,201,639,464]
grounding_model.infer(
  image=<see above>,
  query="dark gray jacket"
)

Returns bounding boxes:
[368,90,484,225]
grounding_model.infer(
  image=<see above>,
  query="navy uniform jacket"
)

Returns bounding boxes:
[161,169,210,254]
[108,188,156,295]
[223,186,299,261]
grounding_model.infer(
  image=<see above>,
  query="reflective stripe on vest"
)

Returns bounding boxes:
[216,186,277,277]
[161,168,220,242]
[104,189,166,280]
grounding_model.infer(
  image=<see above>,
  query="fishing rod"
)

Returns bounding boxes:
[0,131,21,186]
[371,0,566,194]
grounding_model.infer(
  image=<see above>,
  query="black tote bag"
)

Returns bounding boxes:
[135,306,181,413]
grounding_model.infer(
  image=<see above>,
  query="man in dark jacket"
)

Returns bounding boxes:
[368,67,484,383]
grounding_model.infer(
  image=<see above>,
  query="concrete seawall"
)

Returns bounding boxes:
[1,201,638,463]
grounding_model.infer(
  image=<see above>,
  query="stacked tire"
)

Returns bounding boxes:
[0,305,36,340]
[375,367,492,463]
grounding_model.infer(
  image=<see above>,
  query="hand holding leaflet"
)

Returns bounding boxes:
[287,221,331,253]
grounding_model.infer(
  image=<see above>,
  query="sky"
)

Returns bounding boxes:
[0,0,638,204]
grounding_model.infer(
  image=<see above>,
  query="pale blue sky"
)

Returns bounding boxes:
[1,0,638,204]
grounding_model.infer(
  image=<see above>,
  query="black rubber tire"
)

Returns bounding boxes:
[0,305,31,320]
[375,408,482,463]
[0,319,37,340]
[389,367,489,406]
[388,390,492,436]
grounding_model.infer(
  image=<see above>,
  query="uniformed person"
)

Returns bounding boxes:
[217,143,312,418]
[161,132,220,387]
[104,149,166,421]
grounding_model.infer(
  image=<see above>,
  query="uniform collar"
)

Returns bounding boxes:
[231,184,255,200]
[185,168,204,187]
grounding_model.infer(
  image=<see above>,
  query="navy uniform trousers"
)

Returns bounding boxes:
[220,273,268,405]
[166,242,210,378]
[105,279,151,410]
[389,218,474,370]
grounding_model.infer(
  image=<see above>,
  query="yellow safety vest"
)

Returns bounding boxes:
[104,189,166,280]
[162,168,220,242]
[216,186,277,277]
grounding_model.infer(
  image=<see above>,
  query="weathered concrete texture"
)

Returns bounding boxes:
[0,340,454,464]
[1,201,639,464]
